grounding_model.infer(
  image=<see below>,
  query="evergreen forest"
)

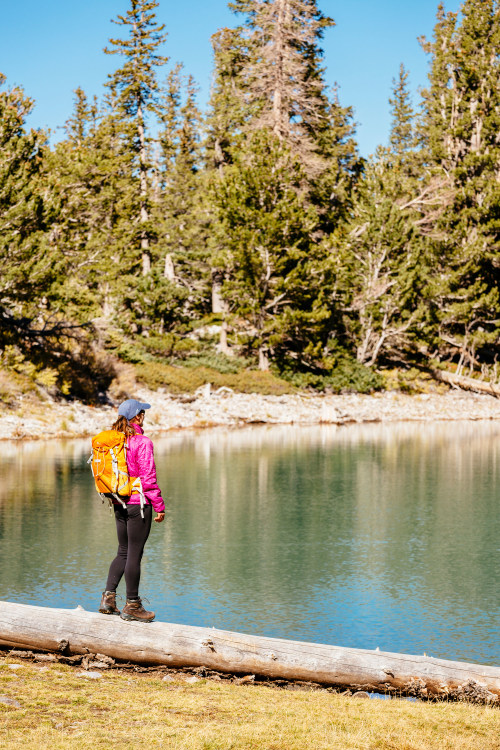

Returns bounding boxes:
[1,0,500,404]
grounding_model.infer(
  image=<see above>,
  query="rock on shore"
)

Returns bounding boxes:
[2,386,500,440]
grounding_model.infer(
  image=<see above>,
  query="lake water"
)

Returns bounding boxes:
[0,422,499,666]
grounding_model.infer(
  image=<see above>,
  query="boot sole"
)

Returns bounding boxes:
[120,613,155,623]
[99,609,121,615]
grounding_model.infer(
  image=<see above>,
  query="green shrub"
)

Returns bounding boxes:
[117,342,146,364]
[281,371,329,390]
[226,370,295,395]
[282,357,383,394]
[35,368,59,388]
[182,352,250,375]
[140,334,176,358]
[327,358,384,393]
[102,329,126,352]
[381,367,447,394]
[1,345,37,379]
[141,334,202,359]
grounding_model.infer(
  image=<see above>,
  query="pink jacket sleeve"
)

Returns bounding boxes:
[131,435,165,513]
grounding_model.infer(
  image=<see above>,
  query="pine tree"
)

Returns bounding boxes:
[339,153,423,366]
[204,25,257,323]
[205,27,251,170]
[309,86,360,234]
[105,0,168,276]
[229,0,334,164]
[210,130,333,370]
[389,64,415,166]
[0,73,51,329]
[155,71,210,321]
[47,89,123,325]
[0,76,113,400]
[125,67,211,335]
[64,87,91,148]
[335,65,428,367]
[206,0,360,369]
[208,0,359,187]
[419,0,500,373]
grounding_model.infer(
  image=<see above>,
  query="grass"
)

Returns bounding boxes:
[134,361,295,396]
[1,657,499,749]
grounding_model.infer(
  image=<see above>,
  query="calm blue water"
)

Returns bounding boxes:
[0,421,498,666]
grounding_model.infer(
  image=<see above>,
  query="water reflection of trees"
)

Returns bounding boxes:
[154,422,500,623]
[349,423,500,616]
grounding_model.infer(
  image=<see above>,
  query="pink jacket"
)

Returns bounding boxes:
[124,424,165,513]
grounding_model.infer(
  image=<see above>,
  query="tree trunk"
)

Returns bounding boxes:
[211,272,227,314]
[271,0,286,139]
[0,602,498,702]
[258,347,270,371]
[137,103,150,276]
[164,253,175,281]
[218,320,233,356]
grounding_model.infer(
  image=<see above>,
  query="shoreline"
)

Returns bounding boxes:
[2,387,500,440]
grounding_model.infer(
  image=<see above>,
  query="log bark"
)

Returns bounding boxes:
[0,601,498,702]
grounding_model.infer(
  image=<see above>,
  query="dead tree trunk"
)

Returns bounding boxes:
[0,601,498,702]
[431,369,500,397]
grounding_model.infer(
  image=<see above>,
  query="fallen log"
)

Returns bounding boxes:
[0,601,498,703]
[431,368,500,397]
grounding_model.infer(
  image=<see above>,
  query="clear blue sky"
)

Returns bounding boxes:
[2,0,462,156]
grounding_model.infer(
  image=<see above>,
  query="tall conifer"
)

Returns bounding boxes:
[340,153,423,365]
[105,0,168,277]
[210,130,334,370]
[148,69,210,330]
[207,0,359,370]
[389,64,415,166]
[230,0,334,161]
[336,65,426,367]
[48,87,129,322]
[205,27,251,170]
[0,74,51,327]
[419,0,500,371]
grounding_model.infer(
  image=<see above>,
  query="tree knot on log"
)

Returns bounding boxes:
[202,639,216,653]
[57,639,70,654]
[269,653,278,661]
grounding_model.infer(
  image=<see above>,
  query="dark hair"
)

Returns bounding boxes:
[111,415,136,438]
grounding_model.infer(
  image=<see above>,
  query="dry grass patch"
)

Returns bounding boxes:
[0,658,499,749]
[134,362,294,396]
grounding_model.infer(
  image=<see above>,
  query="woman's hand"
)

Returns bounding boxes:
[154,512,165,523]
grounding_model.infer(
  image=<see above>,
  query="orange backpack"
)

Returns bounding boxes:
[89,430,145,515]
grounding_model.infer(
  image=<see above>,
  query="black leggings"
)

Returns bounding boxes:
[105,504,152,600]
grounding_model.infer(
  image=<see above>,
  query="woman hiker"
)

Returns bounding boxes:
[99,398,165,622]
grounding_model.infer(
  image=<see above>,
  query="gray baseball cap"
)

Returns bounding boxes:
[118,398,151,421]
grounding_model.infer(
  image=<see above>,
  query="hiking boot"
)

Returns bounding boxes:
[120,598,155,623]
[99,590,120,616]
